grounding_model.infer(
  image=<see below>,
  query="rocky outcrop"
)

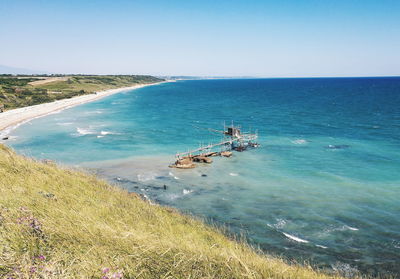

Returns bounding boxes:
[193,156,213,163]
[220,151,233,157]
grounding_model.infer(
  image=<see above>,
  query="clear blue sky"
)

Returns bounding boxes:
[1,0,399,77]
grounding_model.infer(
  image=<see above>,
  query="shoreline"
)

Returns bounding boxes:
[0,81,167,136]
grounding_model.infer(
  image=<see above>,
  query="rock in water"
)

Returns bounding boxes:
[221,151,233,157]
[193,156,213,163]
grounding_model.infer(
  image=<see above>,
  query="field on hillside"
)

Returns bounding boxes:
[0,144,355,279]
[0,75,163,110]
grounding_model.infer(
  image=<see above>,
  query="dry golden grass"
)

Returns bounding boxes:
[0,145,356,278]
[28,77,69,86]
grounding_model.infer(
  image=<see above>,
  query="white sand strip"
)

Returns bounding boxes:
[0,82,164,135]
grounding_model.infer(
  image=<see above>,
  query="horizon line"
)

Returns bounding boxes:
[1,73,399,79]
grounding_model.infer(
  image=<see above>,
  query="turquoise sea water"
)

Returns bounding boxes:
[7,78,400,277]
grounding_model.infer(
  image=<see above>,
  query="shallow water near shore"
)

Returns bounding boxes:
[8,78,400,277]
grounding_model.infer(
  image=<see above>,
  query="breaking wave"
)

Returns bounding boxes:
[183,189,194,195]
[282,232,309,243]
[56,122,74,126]
[292,139,308,144]
[267,218,287,229]
[76,127,96,135]
[100,130,113,135]
[168,172,180,180]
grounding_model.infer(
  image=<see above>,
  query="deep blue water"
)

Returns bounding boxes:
[7,78,400,277]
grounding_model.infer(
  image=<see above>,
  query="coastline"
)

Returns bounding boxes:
[0,81,167,136]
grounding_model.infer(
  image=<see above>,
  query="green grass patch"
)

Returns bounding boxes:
[0,75,163,110]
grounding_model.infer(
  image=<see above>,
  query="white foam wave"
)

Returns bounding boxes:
[137,173,156,182]
[76,127,96,135]
[100,130,112,135]
[56,122,74,126]
[282,232,309,243]
[346,226,359,231]
[168,172,179,180]
[183,189,194,195]
[267,218,287,229]
[0,117,34,138]
[321,225,359,235]
[229,172,239,176]
[292,139,308,144]
[316,244,328,249]
[0,102,80,138]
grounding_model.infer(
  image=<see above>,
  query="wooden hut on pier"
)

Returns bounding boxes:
[170,122,259,169]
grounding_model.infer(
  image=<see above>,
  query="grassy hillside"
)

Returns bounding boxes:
[0,75,163,110]
[0,145,351,279]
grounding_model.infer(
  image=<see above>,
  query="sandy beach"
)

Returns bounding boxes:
[0,82,163,136]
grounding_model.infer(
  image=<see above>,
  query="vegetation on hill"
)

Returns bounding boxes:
[0,144,353,279]
[0,75,163,110]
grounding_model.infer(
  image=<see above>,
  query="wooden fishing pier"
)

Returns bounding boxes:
[170,122,259,169]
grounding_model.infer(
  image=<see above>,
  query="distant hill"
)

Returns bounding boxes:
[0,64,47,75]
[0,75,163,110]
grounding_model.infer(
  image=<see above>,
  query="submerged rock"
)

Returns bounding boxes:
[203,152,219,157]
[169,157,196,169]
[193,156,213,163]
